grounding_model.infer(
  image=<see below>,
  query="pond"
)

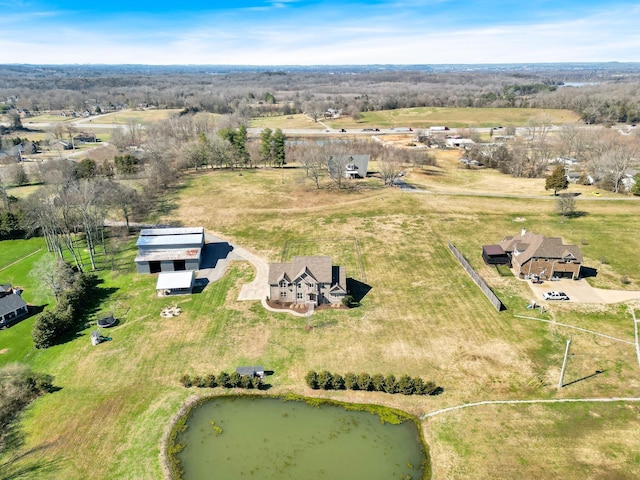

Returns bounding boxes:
[169,395,429,480]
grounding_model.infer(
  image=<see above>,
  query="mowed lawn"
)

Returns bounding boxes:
[327,107,580,129]
[2,163,640,479]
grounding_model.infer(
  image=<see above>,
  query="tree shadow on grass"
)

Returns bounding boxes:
[0,423,63,480]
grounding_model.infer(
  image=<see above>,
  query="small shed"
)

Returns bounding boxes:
[236,366,265,378]
[156,271,195,296]
[482,245,510,265]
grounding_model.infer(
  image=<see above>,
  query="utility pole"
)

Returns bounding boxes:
[558,336,572,389]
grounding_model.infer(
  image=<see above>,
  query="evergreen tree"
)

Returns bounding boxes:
[304,370,319,389]
[317,370,334,390]
[545,165,569,196]
[260,128,273,165]
[272,128,286,167]
[631,173,640,196]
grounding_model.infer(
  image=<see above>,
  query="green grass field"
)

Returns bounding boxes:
[1,150,640,479]
[326,107,580,129]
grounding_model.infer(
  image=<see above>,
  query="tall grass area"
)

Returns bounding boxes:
[1,164,639,479]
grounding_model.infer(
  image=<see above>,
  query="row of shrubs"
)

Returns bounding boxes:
[179,372,264,390]
[32,271,98,349]
[305,370,440,396]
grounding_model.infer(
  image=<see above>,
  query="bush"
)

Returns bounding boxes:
[397,375,415,395]
[251,376,263,390]
[179,374,192,387]
[239,375,253,389]
[193,376,206,388]
[305,370,318,389]
[217,372,230,388]
[317,370,334,390]
[371,373,385,392]
[384,374,398,394]
[227,372,241,388]
[332,373,345,390]
[205,374,217,388]
[344,372,358,390]
[356,372,372,391]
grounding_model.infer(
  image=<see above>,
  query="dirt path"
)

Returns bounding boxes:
[513,314,634,345]
[0,247,42,272]
[420,396,640,419]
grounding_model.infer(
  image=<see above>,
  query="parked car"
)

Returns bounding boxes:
[542,291,569,301]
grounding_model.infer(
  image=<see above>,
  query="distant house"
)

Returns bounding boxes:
[135,227,205,274]
[498,229,583,279]
[327,154,370,179]
[156,270,195,296]
[268,256,347,306]
[445,138,475,149]
[74,133,97,143]
[0,293,29,328]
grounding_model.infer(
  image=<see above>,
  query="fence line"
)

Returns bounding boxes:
[448,242,505,312]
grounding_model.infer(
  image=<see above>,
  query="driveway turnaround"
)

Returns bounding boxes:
[202,232,269,301]
[527,278,640,304]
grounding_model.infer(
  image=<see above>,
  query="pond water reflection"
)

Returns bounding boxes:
[172,396,428,480]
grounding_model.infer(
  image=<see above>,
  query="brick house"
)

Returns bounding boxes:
[498,229,583,280]
[268,256,347,306]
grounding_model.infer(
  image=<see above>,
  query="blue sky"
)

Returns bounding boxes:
[2,0,640,64]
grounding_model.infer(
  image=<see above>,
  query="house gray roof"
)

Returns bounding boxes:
[0,294,27,317]
[499,231,583,265]
[0,284,12,294]
[268,256,334,285]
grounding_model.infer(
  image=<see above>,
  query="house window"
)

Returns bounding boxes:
[297,292,303,300]
[279,280,287,288]
[280,291,287,298]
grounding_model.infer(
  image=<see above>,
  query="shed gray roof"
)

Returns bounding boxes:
[156,271,194,290]
[135,248,202,263]
[140,227,204,236]
[236,366,264,376]
[136,233,204,248]
[0,294,27,317]
[268,256,334,285]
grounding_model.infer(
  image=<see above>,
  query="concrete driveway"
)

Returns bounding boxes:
[527,278,640,304]
[202,232,269,301]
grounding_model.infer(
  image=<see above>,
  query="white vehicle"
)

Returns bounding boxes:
[542,291,569,301]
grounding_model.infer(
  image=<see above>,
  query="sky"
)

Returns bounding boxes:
[2,0,640,65]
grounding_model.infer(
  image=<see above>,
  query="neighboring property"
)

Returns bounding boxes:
[497,229,583,279]
[481,245,510,265]
[268,256,347,306]
[445,138,475,149]
[0,292,29,328]
[156,270,195,296]
[327,154,370,179]
[135,227,205,274]
[73,133,97,143]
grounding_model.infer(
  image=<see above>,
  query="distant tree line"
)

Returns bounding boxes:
[4,66,640,125]
[304,370,441,396]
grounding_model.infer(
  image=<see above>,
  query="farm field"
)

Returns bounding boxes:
[250,113,325,130]
[2,157,640,479]
[326,106,581,129]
